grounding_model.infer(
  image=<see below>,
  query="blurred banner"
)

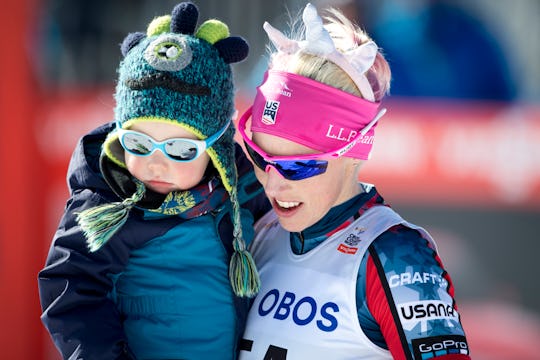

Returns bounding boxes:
[39,91,540,213]
[362,98,540,209]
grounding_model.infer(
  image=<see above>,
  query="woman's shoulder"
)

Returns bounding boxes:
[371,224,437,263]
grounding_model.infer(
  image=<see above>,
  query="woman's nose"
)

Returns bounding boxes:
[263,165,287,196]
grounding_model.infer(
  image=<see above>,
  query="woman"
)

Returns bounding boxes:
[238,4,470,360]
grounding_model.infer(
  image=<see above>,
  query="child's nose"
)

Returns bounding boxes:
[147,150,169,171]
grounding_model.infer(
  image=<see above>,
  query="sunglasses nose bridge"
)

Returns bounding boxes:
[265,164,285,179]
[152,140,181,161]
[148,147,168,160]
[263,164,288,197]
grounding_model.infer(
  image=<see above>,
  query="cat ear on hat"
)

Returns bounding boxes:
[214,36,249,64]
[120,32,146,57]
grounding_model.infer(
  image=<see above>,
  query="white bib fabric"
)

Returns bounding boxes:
[240,205,435,360]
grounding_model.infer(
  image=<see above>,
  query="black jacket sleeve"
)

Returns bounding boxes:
[38,123,177,360]
[38,188,138,359]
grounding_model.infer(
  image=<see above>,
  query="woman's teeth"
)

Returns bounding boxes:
[276,200,300,209]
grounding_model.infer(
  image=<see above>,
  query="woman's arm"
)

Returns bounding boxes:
[363,225,471,360]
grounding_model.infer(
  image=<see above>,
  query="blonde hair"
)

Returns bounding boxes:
[268,8,391,102]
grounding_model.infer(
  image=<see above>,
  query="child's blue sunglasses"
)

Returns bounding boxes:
[117,120,230,162]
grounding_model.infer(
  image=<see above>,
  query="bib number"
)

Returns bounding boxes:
[240,339,288,360]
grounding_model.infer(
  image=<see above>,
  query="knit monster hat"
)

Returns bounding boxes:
[76,2,259,297]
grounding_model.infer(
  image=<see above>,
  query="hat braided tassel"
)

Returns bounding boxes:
[228,190,260,297]
[76,181,146,252]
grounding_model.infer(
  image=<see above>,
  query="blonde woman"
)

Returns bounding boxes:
[238,4,470,360]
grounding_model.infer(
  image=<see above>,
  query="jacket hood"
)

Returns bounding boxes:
[67,122,115,196]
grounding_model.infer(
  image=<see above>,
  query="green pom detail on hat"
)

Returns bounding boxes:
[77,180,146,252]
[147,15,172,36]
[195,19,229,44]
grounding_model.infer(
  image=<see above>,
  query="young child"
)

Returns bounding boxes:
[238,4,470,360]
[38,2,268,359]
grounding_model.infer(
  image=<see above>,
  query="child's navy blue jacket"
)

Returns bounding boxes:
[38,122,270,359]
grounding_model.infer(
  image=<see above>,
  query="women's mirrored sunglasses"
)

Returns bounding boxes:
[238,108,329,181]
[117,120,230,162]
[243,140,329,180]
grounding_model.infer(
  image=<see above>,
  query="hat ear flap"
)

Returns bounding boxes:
[214,36,249,64]
[171,1,199,35]
[120,32,146,57]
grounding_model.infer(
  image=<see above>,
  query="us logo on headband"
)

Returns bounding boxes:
[262,100,280,125]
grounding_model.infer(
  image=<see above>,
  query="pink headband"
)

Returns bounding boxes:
[251,70,384,160]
